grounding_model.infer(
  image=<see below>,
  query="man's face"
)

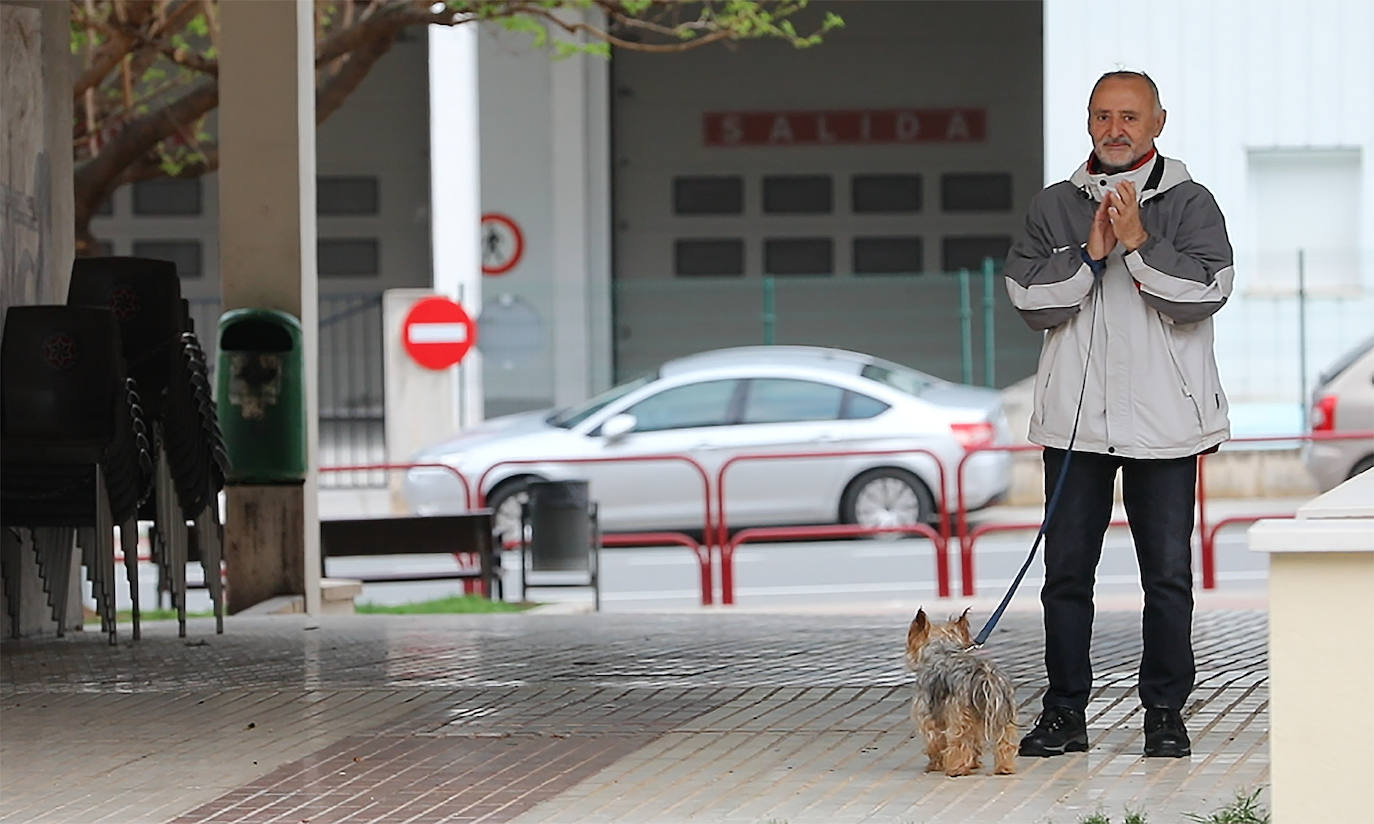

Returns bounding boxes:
[1088,76,1166,172]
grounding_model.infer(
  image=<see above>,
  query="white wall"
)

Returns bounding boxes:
[1045,0,1374,411]
[475,14,612,415]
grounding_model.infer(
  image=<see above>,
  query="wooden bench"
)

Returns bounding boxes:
[168,511,501,602]
[319,511,499,596]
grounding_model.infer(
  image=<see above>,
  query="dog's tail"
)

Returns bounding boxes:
[973,665,1018,742]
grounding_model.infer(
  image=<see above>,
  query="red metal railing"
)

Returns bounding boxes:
[476,455,716,605]
[715,448,951,605]
[1196,431,1374,588]
[955,431,1374,595]
[321,462,474,510]
[955,444,1043,597]
[723,524,942,606]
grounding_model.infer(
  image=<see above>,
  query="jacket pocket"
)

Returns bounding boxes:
[1161,321,1204,433]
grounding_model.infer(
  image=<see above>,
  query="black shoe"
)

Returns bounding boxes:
[1019,706,1089,757]
[1143,708,1191,757]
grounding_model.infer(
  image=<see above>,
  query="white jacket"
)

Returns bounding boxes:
[1004,153,1234,459]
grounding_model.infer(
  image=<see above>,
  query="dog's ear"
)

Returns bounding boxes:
[954,608,973,644]
[908,608,929,647]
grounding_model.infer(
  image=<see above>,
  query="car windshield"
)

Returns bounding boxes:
[546,373,655,429]
[859,359,940,397]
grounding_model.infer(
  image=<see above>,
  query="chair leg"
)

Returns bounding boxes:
[168,509,188,639]
[2,529,24,639]
[120,518,141,641]
[77,527,101,633]
[153,446,187,637]
[34,528,77,636]
[194,502,224,634]
[96,469,118,645]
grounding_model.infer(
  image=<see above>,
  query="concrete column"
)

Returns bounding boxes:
[0,0,80,637]
[1249,472,1374,823]
[217,0,320,615]
[428,24,483,430]
[549,37,591,408]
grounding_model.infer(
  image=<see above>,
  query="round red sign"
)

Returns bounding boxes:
[402,296,477,370]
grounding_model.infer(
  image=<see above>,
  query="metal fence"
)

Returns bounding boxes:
[611,260,1039,390]
[189,292,386,488]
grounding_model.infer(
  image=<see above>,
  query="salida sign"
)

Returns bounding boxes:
[703,108,986,147]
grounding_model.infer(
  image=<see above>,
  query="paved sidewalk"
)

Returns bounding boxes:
[1,604,1270,824]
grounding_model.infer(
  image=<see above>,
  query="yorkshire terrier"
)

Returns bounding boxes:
[905,608,1018,776]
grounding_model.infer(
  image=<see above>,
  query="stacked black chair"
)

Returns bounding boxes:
[1,306,153,643]
[68,257,228,636]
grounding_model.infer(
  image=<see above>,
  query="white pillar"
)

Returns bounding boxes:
[549,36,591,408]
[1249,472,1374,824]
[428,23,484,429]
[217,0,320,616]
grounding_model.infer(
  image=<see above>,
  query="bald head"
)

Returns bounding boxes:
[1090,71,1163,117]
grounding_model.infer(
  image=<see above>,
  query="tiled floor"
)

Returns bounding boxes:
[0,607,1270,823]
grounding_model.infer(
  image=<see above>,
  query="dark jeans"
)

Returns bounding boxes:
[1040,448,1197,712]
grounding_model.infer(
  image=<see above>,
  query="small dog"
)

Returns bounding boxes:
[905,608,1018,776]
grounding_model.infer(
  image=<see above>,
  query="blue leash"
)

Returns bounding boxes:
[969,275,1101,648]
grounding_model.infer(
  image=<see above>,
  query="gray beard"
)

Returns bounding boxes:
[1094,148,1139,174]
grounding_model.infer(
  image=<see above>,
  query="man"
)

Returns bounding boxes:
[1004,71,1234,759]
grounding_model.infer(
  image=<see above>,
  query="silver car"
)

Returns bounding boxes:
[1303,336,1374,492]
[404,345,1013,542]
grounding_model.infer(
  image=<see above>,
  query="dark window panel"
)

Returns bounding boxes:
[131,240,203,277]
[841,391,890,420]
[319,238,380,277]
[853,236,923,275]
[91,240,114,257]
[762,175,832,214]
[674,239,744,276]
[132,178,202,216]
[673,176,743,215]
[95,197,114,216]
[318,176,381,216]
[851,174,923,213]
[764,238,833,275]
[941,172,1013,212]
[941,236,1012,272]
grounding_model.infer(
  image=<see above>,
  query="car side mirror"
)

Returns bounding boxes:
[601,413,637,441]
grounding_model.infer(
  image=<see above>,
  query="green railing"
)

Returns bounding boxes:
[615,257,1032,389]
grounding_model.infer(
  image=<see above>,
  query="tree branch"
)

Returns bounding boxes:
[73,77,218,222]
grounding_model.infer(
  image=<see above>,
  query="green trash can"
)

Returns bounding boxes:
[216,308,306,484]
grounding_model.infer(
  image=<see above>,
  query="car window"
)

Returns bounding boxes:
[860,360,939,396]
[842,391,891,420]
[741,378,844,424]
[625,379,739,432]
[548,374,654,429]
[1316,335,1374,388]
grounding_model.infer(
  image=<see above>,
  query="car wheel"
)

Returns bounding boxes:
[1349,455,1374,481]
[487,477,539,547]
[840,468,935,536]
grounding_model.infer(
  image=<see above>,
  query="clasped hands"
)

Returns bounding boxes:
[1087,180,1149,261]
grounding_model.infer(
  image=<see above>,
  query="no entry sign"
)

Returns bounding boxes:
[402,296,477,370]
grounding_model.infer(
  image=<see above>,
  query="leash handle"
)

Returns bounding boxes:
[970,276,1101,648]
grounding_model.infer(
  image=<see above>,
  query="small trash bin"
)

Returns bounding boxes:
[524,480,593,572]
[216,308,305,484]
